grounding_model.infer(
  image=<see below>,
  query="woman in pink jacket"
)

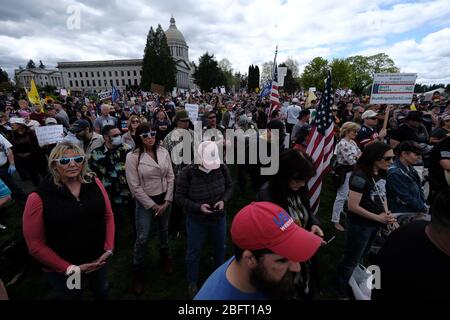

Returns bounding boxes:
[125,122,175,295]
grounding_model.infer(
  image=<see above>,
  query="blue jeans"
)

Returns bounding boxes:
[186,215,226,286]
[133,201,171,267]
[47,265,109,300]
[336,219,379,298]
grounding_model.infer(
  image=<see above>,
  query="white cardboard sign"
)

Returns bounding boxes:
[370,73,417,104]
[184,104,199,123]
[36,125,64,147]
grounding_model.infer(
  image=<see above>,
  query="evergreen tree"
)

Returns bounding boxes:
[247,65,254,92]
[0,68,9,83]
[140,25,176,92]
[26,59,36,69]
[193,52,225,92]
[279,63,299,94]
[254,65,260,89]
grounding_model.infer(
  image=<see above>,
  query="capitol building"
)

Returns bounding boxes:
[14,17,196,93]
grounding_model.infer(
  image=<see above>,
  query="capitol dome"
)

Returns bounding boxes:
[165,16,187,46]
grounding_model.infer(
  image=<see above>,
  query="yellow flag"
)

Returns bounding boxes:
[305,91,317,108]
[410,102,417,111]
[27,79,43,110]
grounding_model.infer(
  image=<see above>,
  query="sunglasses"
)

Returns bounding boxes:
[140,131,157,139]
[382,156,394,162]
[368,117,378,120]
[54,156,85,165]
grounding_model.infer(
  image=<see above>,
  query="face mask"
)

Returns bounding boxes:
[111,136,122,146]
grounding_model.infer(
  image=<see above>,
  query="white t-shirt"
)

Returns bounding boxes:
[0,134,13,167]
[287,104,302,125]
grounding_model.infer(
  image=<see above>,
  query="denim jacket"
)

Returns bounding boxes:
[386,159,427,213]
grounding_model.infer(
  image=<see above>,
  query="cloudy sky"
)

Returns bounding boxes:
[1,0,450,84]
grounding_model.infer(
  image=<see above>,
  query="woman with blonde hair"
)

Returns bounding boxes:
[23,141,115,299]
[122,115,141,150]
[331,121,362,231]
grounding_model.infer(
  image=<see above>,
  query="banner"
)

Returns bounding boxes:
[370,73,417,105]
[98,91,112,101]
[184,104,199,123]
[35,125,64,147]
[60,89,68,97]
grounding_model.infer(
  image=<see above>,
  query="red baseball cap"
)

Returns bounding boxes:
[231,202,322,262]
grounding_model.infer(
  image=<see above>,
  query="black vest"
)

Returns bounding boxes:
[36,177,106,265]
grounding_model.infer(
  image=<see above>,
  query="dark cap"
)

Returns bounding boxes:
[395,140,423,155]
[405,111,423,122]
[174,110,190,122]
[298,109,311,119]
[267,119,285,131]
[69,119,90,133]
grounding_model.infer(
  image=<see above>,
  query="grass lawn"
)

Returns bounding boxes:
[0,166,345,300]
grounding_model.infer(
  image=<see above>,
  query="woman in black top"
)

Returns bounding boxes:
[336,142,397,299]
[257,149,325,299]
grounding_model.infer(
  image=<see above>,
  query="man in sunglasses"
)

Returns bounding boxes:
[356,110,387,149]
[63,119,104,159]
[90,125,132,220]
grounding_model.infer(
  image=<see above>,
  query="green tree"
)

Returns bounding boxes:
[346,53,399,95]
[140,25,176,91]
[39,60,45,69]
[26,59,36,69]
[0,68,9,83]
[255,65,260,89]
[218,58,235,90]
[445,84,450,94]
[193,52,226,92]
[300,57,328,91]
[330,58,352,89]
[278,63,300,94]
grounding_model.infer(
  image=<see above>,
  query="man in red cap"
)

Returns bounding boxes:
[194,202,323,300]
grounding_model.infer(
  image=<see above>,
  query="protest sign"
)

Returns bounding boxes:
[277,67,287,87]
[184,104,199,123]
[220,87,226,94]
[370,73,417,104]
[213,88,219,94]
[36,125,64,147]
[60,89,68,97]
[98,91,112,101]
[309,87,316,92]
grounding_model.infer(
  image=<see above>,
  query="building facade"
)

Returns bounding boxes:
[57,59,142,93]
[165,16,196,90]
[14,68,64,89]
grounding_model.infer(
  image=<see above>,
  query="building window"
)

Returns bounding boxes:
[121,70,124,76]
[116,79,119,86]
[128,79,131,86]
[109,71,112,77]
[79,72,82,78]
[134,79,138,86]
[81,80,84,87]
[103,71,106,77]
[127,71,130,76]
[115,71,118,77]
[73,72,77,78]
[70,80,73,87]
[139,70,142,76]
[133,70,137,76]
[75,80,79,87]
[68,72,71,78]
[87,80,90,87]
[110,79,113,85]
[85,72,88,77]
[91,72,94,77]
[98,80,101,86]
[104,79,107,86]
[122,79,125,86]
[97,71,100,77]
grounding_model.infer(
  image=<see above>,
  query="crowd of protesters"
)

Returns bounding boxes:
[0,86,449,300]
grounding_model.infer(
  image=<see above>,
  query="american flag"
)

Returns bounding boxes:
[269,47,280,115]
[305,70,335,215]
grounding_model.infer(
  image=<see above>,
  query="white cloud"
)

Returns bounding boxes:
[355,28,450,83]
[0,0,449,84]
